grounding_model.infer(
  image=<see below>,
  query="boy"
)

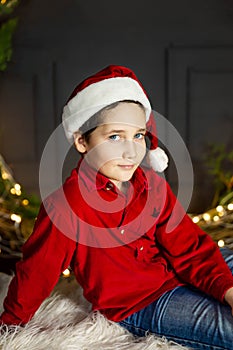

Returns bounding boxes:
[1,65,233,349]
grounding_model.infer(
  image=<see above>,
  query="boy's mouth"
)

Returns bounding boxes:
[118,164,136,170]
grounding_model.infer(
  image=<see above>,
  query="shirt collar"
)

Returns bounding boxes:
[76,158,149,193]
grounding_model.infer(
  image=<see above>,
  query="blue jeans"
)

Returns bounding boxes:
[118,248,233,349]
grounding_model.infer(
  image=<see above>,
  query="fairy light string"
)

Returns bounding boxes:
[0,155,40,257]
[190,202,233,249]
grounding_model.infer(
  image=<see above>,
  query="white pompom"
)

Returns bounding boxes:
[148,147,169,172]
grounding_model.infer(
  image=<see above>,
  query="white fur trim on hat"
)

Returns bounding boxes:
[148,147,169,172]
[62,77,151,142]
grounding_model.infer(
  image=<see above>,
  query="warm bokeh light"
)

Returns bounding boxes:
[62,269,71,277]
[218,240,225,248]
[203,213,211,222]
[213,215,220,222]
[192,216,200,224]
[216,205,224,213]
[11,213,22,223]
[227,203,233,211]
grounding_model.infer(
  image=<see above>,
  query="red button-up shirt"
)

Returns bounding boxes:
[1,159,233,325]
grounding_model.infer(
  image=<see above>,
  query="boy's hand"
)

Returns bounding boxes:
[224,287,233,315]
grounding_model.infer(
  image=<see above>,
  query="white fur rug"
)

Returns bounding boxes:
[0,273,188,350]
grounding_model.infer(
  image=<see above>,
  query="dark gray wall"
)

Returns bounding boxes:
[0,0,233,212]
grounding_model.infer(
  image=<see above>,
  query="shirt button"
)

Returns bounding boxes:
[120,229,125,234]
[106,183,114,190]
[140,246,144,251]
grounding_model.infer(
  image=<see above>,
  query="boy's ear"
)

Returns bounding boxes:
[74,132,87,153]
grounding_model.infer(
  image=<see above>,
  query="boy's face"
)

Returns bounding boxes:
[74,103,147,191]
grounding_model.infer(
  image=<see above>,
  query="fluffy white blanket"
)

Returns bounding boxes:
[0,273,188,350]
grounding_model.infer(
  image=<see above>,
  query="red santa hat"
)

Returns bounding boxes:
[62,65,168,172]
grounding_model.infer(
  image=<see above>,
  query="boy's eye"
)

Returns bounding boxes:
[109,134,120,141]
[134,133,145,140]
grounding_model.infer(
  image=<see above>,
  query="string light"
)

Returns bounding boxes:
[62,269,71,278]
[1,171,10,180]
[10,183,22,196]
[227,203,233,211]
[10,187,16,195]
[216,205,224,212]
[22,199,29,206]
[218,240,225,248]
[203,213,211,222]
[216,205,225,217]
[213,215,220,222]
[10,213,22,223]
[192,216,200,224]
[14,183,21,196]
[14,183,21,191]
[1,0,7,4]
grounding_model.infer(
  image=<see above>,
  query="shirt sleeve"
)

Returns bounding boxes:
[155,179,233,303]
[0,202,77,325]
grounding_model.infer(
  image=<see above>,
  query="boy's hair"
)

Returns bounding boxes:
[76,100,145,144]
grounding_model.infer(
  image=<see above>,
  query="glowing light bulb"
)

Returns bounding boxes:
[22,199,29,206]
[192,216,200,224]
[216,205,224,213]
[1,0,7,5]
[10,188,16,195]
[203,213,211,222]
[227,203,233,211]
[11,214,22,223]
[1,171,9,180]
[213,215,220,222]
[62,269,70,277]
[218,240,225,248]
[14,183,21,191]
[13,183,22,196]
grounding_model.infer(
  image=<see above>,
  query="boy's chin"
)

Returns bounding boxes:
[117,173,135,183]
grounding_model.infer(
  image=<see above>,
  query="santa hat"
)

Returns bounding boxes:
[62,65,168,172]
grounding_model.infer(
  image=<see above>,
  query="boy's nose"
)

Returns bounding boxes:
[122,140,137,159]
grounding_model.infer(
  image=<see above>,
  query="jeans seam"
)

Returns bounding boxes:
[119,320,149,335]
[156,332,229,350]
[119,320,228,350]
[155,286,182,331]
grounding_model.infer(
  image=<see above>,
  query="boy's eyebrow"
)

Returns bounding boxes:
[104,128,146,134]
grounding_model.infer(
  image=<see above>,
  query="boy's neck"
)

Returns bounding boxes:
[115,181,129,195]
